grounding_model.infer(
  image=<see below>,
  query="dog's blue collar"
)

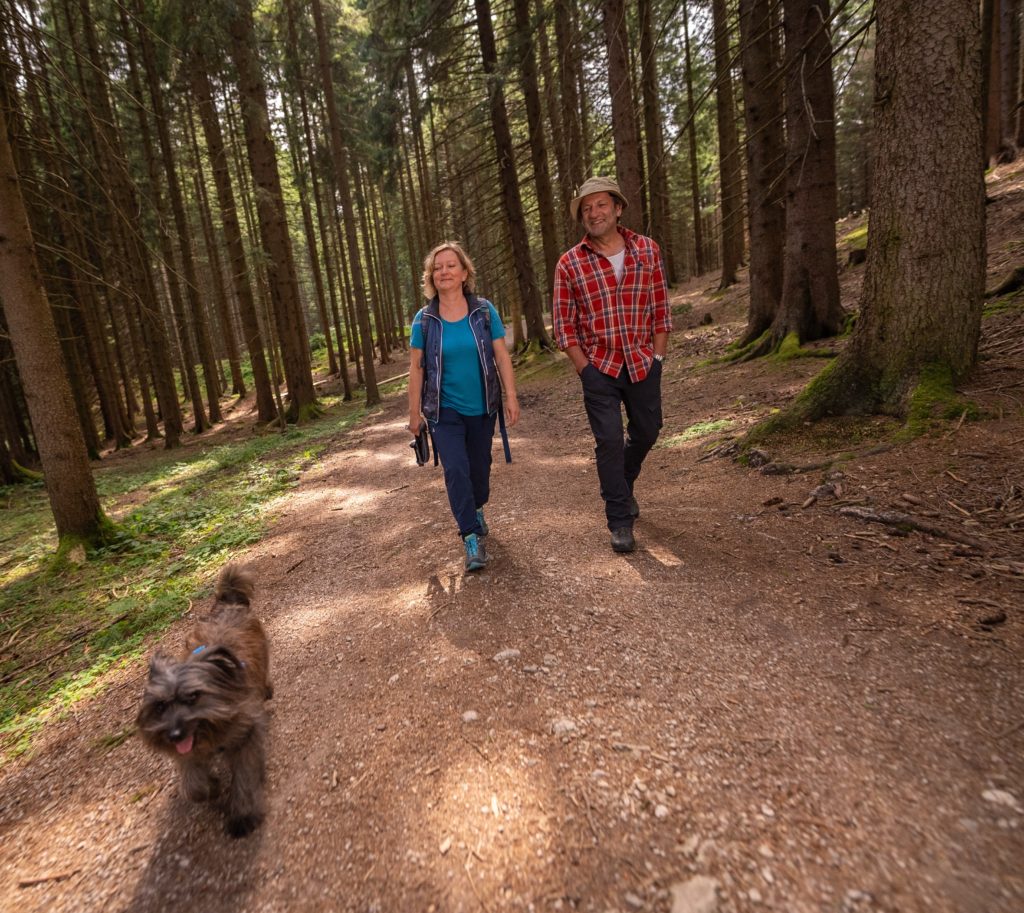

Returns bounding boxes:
[191,644,244,667]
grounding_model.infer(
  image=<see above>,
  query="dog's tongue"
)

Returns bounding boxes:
[175,734,194,755]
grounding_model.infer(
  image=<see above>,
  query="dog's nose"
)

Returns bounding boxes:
[168,727,185,743]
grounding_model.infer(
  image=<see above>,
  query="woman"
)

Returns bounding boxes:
[408,241,520,571]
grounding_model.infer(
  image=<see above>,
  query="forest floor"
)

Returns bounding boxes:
[1,167,1023,913]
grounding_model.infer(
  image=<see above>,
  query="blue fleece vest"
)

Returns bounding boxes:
[418,294,502,423]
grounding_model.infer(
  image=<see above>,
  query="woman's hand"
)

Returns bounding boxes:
[409,414,423,436]
[504,395,520,428]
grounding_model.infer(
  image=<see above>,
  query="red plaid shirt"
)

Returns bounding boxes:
[553,226,671,382]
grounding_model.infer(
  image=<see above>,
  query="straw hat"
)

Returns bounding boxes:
[569,176,629,222]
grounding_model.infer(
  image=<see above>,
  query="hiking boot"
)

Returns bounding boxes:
[630,496,640,520]
[463,532,487,571]
[476,508,489,537]
[610,527,636,553]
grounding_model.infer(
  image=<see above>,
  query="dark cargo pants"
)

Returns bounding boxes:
[580,361,663,531]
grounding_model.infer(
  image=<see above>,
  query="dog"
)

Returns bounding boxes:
[137,563,272,837]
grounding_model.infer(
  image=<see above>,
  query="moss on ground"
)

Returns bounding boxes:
[842,224,868,249]
[901,363,979,440]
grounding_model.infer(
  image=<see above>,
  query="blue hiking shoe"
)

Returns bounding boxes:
[463,532,487,572]
[476,508,489,537]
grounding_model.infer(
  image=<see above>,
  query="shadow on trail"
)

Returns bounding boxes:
[121,790,263,913]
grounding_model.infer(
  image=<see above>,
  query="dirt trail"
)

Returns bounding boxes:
[1,277,1023,911]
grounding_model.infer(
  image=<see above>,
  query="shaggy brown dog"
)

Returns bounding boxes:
[137,564,272,837]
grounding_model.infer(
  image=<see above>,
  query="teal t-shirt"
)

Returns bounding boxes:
[411,303,505,416]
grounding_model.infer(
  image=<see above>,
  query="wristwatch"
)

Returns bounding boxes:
[653,354,664,362]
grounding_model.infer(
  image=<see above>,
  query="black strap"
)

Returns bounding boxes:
[498,407,511,463]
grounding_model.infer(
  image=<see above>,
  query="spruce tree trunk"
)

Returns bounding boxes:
[712,0,745,289]
[119,7,209,432]
[683,2,707,275]
[555,0,586,241]
[739,0,786,345]
[475,0,552,348]
[771,0,842,345]
[74,0,182,447]
[639,0,677,283]
[132,0,221,426]
[0,102,108,546]
[602,0,644,233]
[226,0,318,421]
[189,54,277,422]
[791,0,984,420]
[513,0,560,293]
[310,0,380,404]
[535,0,571,250]
[280,2,339,377]
[297,78,353,399]
[405,56,437,247]
[185,103,246,398]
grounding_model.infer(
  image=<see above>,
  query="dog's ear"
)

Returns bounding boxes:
[198,645,245,680]
[148,652,174,680]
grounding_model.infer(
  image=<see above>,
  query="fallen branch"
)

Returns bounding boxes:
[837,506,987,550]
[19,868,80,888]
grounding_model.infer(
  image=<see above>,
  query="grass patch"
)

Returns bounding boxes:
[671,301,693,317]
[842,225,868,249]
[0,402,364,766]
[659,419,735,447]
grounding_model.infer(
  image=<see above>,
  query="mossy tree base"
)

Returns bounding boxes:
[52,511,121,567]
[744,355,977,449]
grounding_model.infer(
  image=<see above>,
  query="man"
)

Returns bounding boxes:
[553,176,671,553]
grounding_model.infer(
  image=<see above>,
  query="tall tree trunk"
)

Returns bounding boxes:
[638,0,677,283]
[189,53,276,422]
[770,0,843,346]
[226,0,318,421]
[185,99,246,398]
[1000,0,1019,153]
[296,71,353,399]
[739,0,786,345]
[513,0,560,293]
[602,0,643,233]
[132,0,221,427]
[310,0,380,404]
[683,1,707,275]
[405,56,437,246]
[781,0,984,422]
[281,2,338,377]
[535,0,571,249]
[475,0,552,348]
[74,0,182,447]
[555,0,585,241]
[0,102,109,546]
[712,0,745,288]
[982,0,1003,162]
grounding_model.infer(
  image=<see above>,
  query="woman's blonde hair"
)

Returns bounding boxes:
[421,241,477,299]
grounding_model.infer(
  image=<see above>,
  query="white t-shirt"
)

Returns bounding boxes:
[606,248,626,284]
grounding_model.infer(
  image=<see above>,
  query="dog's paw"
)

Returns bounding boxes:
[225,813,262,838]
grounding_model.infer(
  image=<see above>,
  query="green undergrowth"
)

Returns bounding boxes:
[0,402,364,766]
[983,291,1024,317]
[659,419,735,447]
[901,363,979,440]
[841,224,868,250]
